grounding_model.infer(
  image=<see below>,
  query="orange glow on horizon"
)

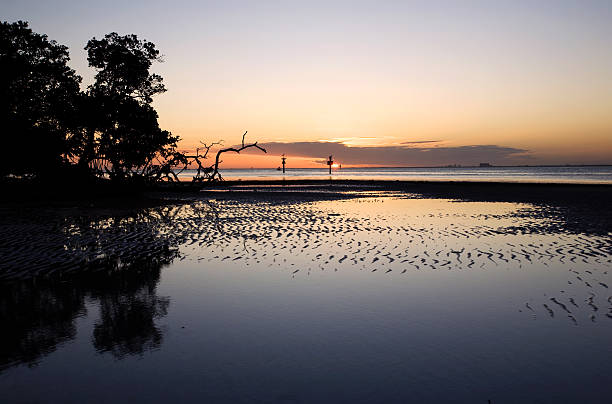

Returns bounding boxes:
[3,1,610,166]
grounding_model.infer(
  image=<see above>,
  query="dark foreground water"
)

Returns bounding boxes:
[1,190,611,403]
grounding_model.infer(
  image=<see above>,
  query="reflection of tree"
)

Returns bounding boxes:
[0,204,182,372]
[0,280,84,371]
[91,264,169,358]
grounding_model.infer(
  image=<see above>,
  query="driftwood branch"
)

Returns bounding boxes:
[209,131,266,181]
[197,141,223,160]
[159,131,265,183]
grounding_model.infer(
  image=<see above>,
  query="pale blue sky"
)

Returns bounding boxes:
[3,0,612,165]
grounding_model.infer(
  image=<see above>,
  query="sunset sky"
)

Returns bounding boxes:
[3,0,612,167]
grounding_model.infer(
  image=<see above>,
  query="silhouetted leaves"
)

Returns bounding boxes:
[0,21,81,177]
[86,32,165,104]
[83,32,178,182]
[1,21,181,184]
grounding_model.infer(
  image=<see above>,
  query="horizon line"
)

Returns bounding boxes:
[212,163,612,170]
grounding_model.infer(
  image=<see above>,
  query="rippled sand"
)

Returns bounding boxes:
[1,191,610,323]
[1,187,612,402]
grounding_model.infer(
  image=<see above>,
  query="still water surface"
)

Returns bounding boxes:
[179,165,612,183]
[1,194,611,403]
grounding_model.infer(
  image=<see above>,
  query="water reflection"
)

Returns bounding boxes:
[0,189,611,402]
[0,205,179,372]
[91,265,170,358]
[0,263,170,370]
[0,278,82,371]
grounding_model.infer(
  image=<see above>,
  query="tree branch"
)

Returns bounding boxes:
[210,132,266,181]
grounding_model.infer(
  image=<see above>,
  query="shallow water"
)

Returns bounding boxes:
[1,194,611,403]
[180,165,612,184]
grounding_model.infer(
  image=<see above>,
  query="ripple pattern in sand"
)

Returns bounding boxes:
[1,196,610,325]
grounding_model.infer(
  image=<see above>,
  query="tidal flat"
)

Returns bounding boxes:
[1,183,611,403]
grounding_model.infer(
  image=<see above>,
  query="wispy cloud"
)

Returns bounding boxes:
[236,141,531,166]
[401,140,443,145]
[318,136,402,147]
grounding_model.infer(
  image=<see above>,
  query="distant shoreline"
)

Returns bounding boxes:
[214,164,612,170]
[186,165,612,185]
[201,178,612,187]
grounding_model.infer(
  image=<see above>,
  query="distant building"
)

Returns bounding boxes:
[479,163,492,167]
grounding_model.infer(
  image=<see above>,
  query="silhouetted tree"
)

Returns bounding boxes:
[84,33,179,182]
[1,23,261,185]
[0,21,81,177]
[86,33,165,103]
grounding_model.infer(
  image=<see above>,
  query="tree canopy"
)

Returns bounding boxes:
[0,22,179,183]
[0,21,81,177]
[85,32,166,104]
[82,32,179,182]
[0,21,264,186]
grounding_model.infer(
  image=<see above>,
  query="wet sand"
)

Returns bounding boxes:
[1,180,610,279]
[1,181,611,402]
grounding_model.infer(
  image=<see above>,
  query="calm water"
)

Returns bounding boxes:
[1,192,611,403]
[179,165,612,183]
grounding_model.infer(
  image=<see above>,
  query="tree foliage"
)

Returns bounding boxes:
[82,32,179,182]
[0,23,182,183]
[86,33,166,104]
[1,22,263,185]
[0,21,81,177]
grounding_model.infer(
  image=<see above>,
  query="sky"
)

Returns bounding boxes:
[3,0,612,167]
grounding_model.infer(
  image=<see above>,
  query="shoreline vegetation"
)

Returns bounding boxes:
[2,21,269,186]
[4,21,609,192]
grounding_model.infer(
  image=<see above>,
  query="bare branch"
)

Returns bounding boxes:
[159,131,265,183]
[198,141,223,160]
[209,133,266,181]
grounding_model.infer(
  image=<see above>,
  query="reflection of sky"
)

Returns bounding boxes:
[1,196,611,402]
[159,197,611,402]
